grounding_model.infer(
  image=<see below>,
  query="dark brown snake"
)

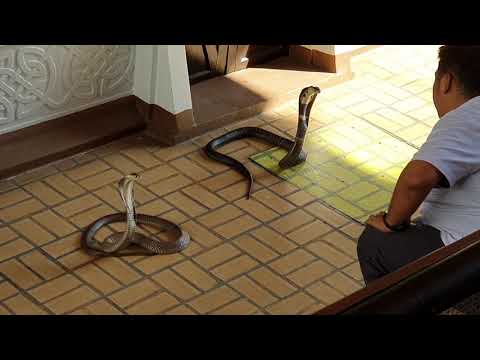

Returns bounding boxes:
[82,174,190,256]
[204,86,321,199]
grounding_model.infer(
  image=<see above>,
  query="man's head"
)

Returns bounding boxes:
[433,46,480,117]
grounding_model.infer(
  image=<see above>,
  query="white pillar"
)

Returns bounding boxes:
[134,45,192,114]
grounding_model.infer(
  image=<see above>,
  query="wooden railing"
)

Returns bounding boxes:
[315,229,480,315]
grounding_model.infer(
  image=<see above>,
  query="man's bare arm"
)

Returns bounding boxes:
[385,160,446,226]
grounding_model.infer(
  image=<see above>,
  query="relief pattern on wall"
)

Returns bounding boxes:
[0,45,135,133]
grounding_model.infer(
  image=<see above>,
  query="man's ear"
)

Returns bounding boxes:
[440,72,454,94]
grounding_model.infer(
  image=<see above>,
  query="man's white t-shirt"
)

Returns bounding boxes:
[413,96,480,246]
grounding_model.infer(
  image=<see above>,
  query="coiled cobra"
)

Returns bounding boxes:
[204,86,321,199]
[82,174,190,256]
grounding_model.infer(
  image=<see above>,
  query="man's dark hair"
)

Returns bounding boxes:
[438,45,480,98]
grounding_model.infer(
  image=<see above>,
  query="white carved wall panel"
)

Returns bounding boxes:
[0,45,135,134]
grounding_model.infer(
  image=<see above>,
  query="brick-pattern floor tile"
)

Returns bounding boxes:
[96,258,142,285]
[181,221,222,248]
[322,231,358,258]
[233,235,279,263]
[252,189,296,214]
[103,153,143,175]
[29,274,81,303]
[0,198,45,223]
[217,181,256,202]
[229,276,277,307]
[32,210,77,238]
[212,298,259,315]
[24,181,66,206]
[211,255,258,281]
[70,204,115,228]
[154,142,198,162]
[10,219,55,246]
[20,251,64,280]
[188,286,239,313]
[266,292,316,315]
[173,261,218,291]
[340,222,365,239]
[234,198,280,222]
[0,282,18,301]
[53,194,101,218]
[76,263,122,294]
[343,262,364,282]
[58,249,95,270]
[194,244,240,269]
[134,253,185,275]
[76,299,123,315]
[0,239,33,262]
[0,259,43,289]
[109,279,159,308]
[4,294,47,315]
[306,281,345,305]
[269,249,316,275]
[121,147,162,169]
[136,198,172,216]
[200,170,244,191]
[251,226,297,255]
[164,305,197,315]
[45,285,99,314]
[137,164,177,186]
[0,227,17,245]
[249,267,297,298]
[324,272,362,296]
[65,160,110,181]
[198,204,243,228]
[164,192,208,217]
[304,203,350,227]
[44,174,86,198]
[152,269,201,301]
[149,174,193,197]
[285,190,316,207]
[287,220,333,245]
[0,188,31,209]
[78,169,123,191]
[170,157,212,181]
[13,165,57,186]
[214,215,260,239]
[270,209,314,234]
[127,292,179,315]
[42,233,82,259]
[287,260,334,288]
[187,152,229,174]
[182,184,226,209]
[306,241,354,268]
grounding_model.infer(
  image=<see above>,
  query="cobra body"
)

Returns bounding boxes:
[83,174,190,257]
[205,86,321,199]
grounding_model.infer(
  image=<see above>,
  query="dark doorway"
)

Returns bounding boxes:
[185,45,289,84]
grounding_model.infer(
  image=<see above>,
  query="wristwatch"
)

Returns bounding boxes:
[382,212,410,232]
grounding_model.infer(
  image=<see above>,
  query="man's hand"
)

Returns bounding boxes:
[366,212,392,233]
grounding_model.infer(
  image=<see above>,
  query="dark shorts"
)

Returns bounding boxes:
[357,223,445,285]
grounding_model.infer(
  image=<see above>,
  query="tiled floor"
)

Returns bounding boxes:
[0,45,441,315]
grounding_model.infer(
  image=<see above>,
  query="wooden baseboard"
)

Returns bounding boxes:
[0,96,146,180]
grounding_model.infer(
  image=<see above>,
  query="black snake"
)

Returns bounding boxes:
[204,86,321,199]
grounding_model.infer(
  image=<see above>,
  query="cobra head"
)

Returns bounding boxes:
[299,86,321,106]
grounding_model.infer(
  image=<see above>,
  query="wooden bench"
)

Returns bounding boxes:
[315,229,480,315]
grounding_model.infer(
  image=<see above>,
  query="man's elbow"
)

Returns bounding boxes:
[401,161,444,190]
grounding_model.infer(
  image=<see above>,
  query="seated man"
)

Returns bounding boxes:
[357,45,480,285]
